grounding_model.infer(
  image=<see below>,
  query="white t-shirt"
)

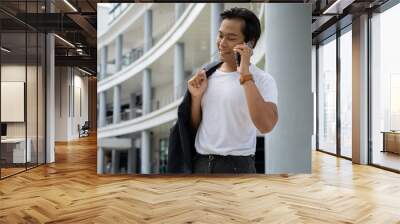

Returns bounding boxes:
[194,64,278,156]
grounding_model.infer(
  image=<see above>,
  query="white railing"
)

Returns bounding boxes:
[98,3,204,93]
[151,79,189,111]
[98,78,191,139]
[120,111,130,121]
[106,116,113,125]
[98,4,151,46]
[122,47,143,70]
[98,99,181,139]
[108,3,130,24]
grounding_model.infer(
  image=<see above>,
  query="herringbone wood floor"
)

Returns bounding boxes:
[1,134,400,223]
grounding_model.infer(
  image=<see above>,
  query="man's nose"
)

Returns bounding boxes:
[219,38,228,48]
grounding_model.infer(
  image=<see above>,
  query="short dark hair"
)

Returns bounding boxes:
[220,7,261,48]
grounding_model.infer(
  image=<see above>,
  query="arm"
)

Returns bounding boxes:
[233,43,278,134]
[188,69,207,131]
[242,81,278,134]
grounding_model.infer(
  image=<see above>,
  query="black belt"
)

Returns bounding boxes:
[196,154,254,160]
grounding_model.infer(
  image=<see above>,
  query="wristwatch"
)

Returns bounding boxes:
[239,73,254,85]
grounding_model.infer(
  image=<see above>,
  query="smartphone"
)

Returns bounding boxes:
[235,42,254,67]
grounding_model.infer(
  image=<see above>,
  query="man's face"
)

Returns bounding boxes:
[217,18,245,62]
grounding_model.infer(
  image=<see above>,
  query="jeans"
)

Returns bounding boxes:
[193,154,257,174]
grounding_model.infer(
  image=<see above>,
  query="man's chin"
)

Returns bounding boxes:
[218,53,231,62]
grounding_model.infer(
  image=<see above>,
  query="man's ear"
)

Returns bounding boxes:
[249,40,255,49]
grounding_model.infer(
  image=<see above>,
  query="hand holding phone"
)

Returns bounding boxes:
[235,42,253,67]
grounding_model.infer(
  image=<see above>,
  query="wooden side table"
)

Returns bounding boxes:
[381,131,400,154]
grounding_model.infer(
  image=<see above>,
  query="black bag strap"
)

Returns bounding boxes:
[177,60,223,115]
[203,60,223,78]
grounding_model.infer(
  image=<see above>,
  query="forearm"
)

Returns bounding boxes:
[190,96,202,131]
[242,81,278,133]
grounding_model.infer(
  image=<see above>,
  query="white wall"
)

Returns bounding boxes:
[97,4,113,36]
[152,81,174,110]
[55,67,89,141]
[1,64,46,163]
[55,67,68,141]
[1,65,36,138]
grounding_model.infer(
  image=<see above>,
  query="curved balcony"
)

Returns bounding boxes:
[107,3,131,25]
[98,3,151,49]
[98,99,181,139]
[98,3,205,93]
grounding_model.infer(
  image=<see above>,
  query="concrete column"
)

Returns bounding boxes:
[111,149,119,174]
[99,45,108,128]
[174,42,185,99]
[210,3,223,61]
[46,31,55,163]
[264,4,312,174]
[352,14,369,165]
[45,0,56,163]
[144,10,153,52]
[142,8,153,114]
[140,8,154,174]
[142,69,152,114]
[115,34,123,72]
[175,3,185,20]
[100,46,108,79]
[141,130,151,174]
[99,92,106,127]
[113,85,121,124]
[127,137,137,174]
[97,147,105,174]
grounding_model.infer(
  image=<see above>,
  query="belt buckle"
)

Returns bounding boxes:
[208,155,215,172]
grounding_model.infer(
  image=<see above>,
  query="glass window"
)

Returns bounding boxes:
[1,31,28,178]
[340,28,352,158]
[318,35,337,155]
[371,2,400,171]
[0,1,46,179]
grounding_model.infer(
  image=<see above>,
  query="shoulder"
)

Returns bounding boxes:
[249,64,276,84]
[249,64,278,105]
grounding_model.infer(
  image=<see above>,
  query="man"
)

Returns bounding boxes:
[188,7,279,174]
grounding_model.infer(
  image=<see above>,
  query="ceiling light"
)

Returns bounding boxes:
[1,47,11,53]
[322,0,355,15]
[323,0,343,14]
[78,67,92,76]
[54,34,75,48]
[63,0,78,12]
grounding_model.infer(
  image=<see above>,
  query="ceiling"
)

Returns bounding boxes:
[0,0,99,75]
[309,0,390,44]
